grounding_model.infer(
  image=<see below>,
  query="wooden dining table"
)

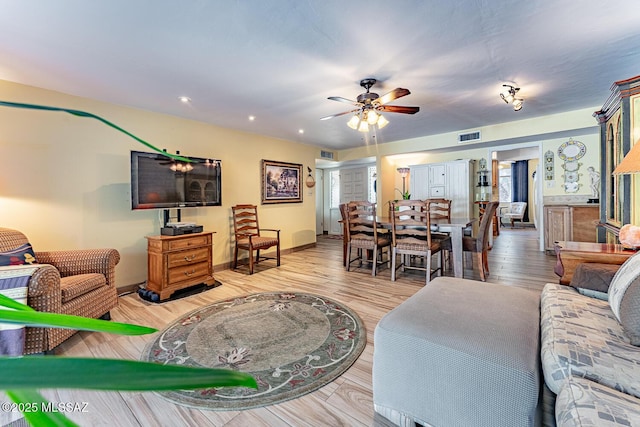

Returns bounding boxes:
[340,216,477,279]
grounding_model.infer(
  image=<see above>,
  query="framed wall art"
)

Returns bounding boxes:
[261,159,303,204]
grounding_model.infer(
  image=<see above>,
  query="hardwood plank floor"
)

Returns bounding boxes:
[1,228,559,427]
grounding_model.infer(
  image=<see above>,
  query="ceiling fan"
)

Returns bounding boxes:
[320,78,419,131]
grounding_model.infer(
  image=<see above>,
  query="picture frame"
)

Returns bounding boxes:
[261,159,303,204]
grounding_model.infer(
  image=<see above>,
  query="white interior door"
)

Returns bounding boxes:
[340,167,367,203]
[326,167,368,235]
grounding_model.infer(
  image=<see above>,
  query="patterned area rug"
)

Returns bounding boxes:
[141,292,366,410]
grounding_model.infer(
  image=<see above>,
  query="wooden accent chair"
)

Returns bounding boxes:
[390,200,450,284]
[345,201,391,276]
[0,227,120,354]
[231,204,281,275]
[443,201,499,281]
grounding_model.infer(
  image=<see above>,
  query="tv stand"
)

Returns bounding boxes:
[163,208,182,227]
[145,231,216,301]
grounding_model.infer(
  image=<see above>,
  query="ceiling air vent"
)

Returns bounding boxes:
[320,150,334,160]
[458,131,481,143]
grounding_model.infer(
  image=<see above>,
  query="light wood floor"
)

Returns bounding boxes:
[2,227,559,427]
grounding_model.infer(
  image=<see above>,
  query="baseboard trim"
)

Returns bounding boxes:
[116,242,317,292]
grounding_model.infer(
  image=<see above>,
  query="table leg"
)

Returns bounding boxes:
[450,227,464,278]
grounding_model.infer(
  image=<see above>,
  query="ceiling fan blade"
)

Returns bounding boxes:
[328,96,359,105]
[379,105,420,114]
[320,109,359,120]
[377,88,411,105]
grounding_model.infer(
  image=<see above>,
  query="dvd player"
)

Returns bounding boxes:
[161,225,203,236]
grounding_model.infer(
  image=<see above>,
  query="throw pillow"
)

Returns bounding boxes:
[0,243,38,266]
[608,251,640,345]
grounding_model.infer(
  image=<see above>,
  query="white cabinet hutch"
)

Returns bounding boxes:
[409,159,474,218]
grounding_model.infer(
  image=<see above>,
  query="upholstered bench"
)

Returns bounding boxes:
[373,277,541,427]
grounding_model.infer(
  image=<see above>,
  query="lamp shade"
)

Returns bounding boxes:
[613,141,640,174]
[397,167,410,177]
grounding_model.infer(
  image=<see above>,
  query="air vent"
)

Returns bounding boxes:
[458,131,481,143]
[320,150,334,160]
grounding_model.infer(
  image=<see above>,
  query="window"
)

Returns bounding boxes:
[329,170,340,209]
[368,166,377,203]
[498,163,512,202]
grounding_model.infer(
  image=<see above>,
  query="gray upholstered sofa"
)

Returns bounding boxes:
[541,251,640,426]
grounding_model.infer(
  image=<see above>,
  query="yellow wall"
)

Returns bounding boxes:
[540,135,600,197]
[0,80,317,288]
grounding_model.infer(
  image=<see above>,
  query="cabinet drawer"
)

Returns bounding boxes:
[167,235,209,250]
[167,247,210,268]
[168,261,210,285]
[430,186,445,197]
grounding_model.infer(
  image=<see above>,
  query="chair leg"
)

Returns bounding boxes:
[483,251,490,278]
[372,246,378,276]
[345,244,352,272]
[249,249,255,275]
[233,245,239,269]
[426,251,432,284]
[276,242,281,266]
[391,247,397,281]
[477,252,486,281]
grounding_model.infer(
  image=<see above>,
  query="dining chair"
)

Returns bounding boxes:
[345,201,391,276]
[442,201,499,281]
[425,198,451,221]
[231,204,281,274]
[390,200,450,284]
[339,203,349,266]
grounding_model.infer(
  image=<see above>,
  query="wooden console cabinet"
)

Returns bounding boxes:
[146,232,215,301]
[544,205,599,253]
[554,241,634,285]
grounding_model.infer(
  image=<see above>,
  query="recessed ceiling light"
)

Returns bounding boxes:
[248,115,256,121]
[298,129,304,134]
[179,96,191,103]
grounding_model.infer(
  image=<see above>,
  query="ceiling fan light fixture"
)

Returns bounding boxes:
[347,114,360,130]
[366,110,379,125]
[377,114,389,129]
[358,120,369,132]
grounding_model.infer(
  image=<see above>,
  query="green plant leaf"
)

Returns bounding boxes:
[5,389,78,427]
[0,100,191,162]
[0,310,156,335]
[0,358,258,391]
[0,294,35,311]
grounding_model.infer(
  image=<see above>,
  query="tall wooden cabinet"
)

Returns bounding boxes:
[146,232,216,301]
[593,75,640,242]
[410,159,473,218]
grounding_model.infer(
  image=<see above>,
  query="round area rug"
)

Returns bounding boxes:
[141,292,366,410]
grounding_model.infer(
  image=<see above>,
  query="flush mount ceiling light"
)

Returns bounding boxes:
[500,84,524,111]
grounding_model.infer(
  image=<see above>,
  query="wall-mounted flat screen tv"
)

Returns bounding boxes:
[130,150,222,210]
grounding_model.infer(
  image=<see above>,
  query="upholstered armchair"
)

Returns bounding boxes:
[499,202,527,227]
[0,227,120,354]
